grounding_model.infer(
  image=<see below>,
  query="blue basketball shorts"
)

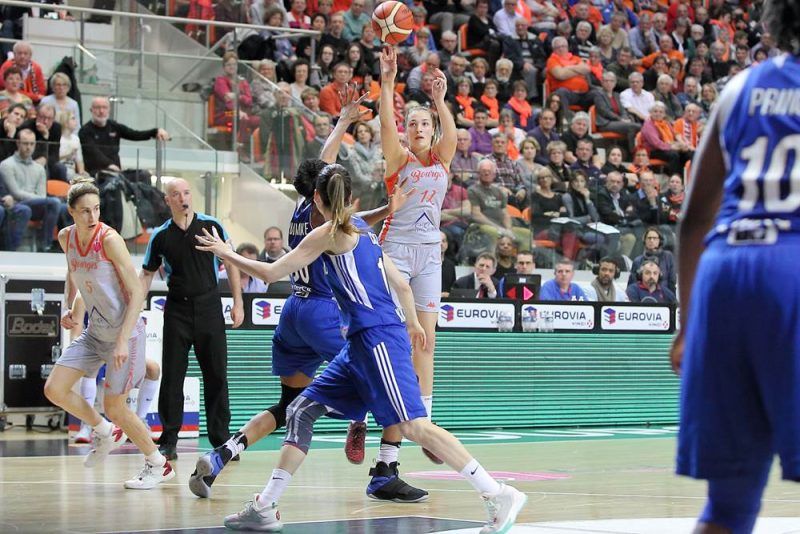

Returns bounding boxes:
[271,296,346,379]
[301,324,428,428]
[677,235,800,482]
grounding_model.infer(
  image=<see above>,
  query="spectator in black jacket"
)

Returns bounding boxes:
[19,102,65,181]
[0,103,26,162]
[595,170,642,258]
[79,97,169,177]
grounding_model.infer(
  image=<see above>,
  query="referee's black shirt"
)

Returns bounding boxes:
[142,213,227,298]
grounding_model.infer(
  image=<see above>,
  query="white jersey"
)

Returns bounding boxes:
[379,150,448,245]
[66,223,129,343]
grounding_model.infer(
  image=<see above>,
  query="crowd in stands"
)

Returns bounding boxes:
[0,0,774,303]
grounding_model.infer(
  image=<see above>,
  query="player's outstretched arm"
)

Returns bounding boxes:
[320,84,369,164]
[379,46,406,175]
[430,68,457,168]
[382,253,427,352]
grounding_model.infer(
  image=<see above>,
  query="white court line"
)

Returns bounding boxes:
[1,479,798,504]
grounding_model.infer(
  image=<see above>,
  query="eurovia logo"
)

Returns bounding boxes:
[254,300,271,319]
[440,304,454,322]
[152,297,166,311]
[603,308,617,325]
[523,305,538,320]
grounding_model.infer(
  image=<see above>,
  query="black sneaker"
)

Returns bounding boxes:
[366,461,429,503]
[158,443,178,461]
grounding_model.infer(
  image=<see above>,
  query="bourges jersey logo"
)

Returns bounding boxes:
[440,304,454,322]
[603,308,617,325]
[7,314,58,337]
[254,300,272,319]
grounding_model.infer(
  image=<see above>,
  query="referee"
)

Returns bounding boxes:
[139,178,244,460]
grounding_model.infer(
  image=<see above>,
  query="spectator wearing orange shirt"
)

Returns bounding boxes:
[318,62,353,118]
[546,36,597,110]
[0,42,46,104]
[672,103,702,151]
[640,35,685,71]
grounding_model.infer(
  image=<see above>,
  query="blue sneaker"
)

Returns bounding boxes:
[189,451,224,498]
[366,461,428,503]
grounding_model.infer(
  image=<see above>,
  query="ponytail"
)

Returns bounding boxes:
[316,163,356,239]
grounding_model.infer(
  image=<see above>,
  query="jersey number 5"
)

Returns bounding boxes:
[739,135,800,212]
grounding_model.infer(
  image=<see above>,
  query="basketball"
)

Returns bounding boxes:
[371,1,414,45]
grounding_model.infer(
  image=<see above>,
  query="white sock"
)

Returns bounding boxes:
[376,440,400,465]
[421,395,433,420]
[93,418,113,437]
[460,458,501,496]
[145,450,166,466]
[135,378,159,419]
[259,468,292,506]
[80,376,97,408]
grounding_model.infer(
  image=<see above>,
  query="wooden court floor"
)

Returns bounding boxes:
[1,428,799,533]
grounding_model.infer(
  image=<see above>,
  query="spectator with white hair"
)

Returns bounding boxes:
[437,30,459,65]
[593,71,640,153]
[569,20,596,60]
[40,73,81,126]
[0,41,46,104]
[639,102,693,174]
[620,71,654,123]
[677,75,701,108]
[653,74,683,120]
[546,36,597,110]
[493,0,519,38]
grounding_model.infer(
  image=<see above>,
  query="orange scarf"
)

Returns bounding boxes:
[455,95,475,121]
[499,126,520,160]
[507,96,532,128]
[653,119,675,143]
[481,95,500,120]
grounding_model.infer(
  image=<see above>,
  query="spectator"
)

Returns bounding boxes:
[79,97,169,177]
[659,174,685,227]
[452,77,479,128]
[652,12,668,43]
[311,44,337,89]
[529,109,560,165]
[0,103,26,161]
[213,52,259,157]
[451,252,500,299]
[530,166,580,257]
[626,259,676,303]
[544,140,573,192]
[20,103,66,182]
[642,55,669,92]
[607,46,636,92]
[260,83,305,179]
[0,164,31,251]
[425,1,470,35]
[502,81,535,132]
[444,55,469,100]
[0,67,33,115]
[0,129,62,251]
[58,113,84,180]
[628,13,658,58]
[596,26,618,66]
[468,107,493,156]
[468,158,532,252]
[546,36,596,110]
[405,70,435,107]
[733,43,750,70]
[489,110,526,160]
[601,146,639,190]
[671,17,691,55]
[493,235,518,279]
[630,220,676,287]
[539,259,588,301]
[0,42,46,104]
[321,11,350,60]
[570,138,602,186]
[302,112,332,162]
[673,103,702,151]
[342,0,369,41]
[653,74,683,120]
[632,171,668,227]
[257,7,295,65]
[593,71,640,154]
[440,231,456,298]
[569,20,596,60]
[220,243,268,293]
[562,170,612,259]
[405,52,439,93]
[584,256,628,302]
[258,226,288,263]
[451,128,481,185]
[495,58,516,103]
[40,73,80,126]
[487,132,529,210]
[441,173,471,249]
[319,63,353,117]
[437,30,459,65]
[620,72,655,123]
[505,18,545,101]
[595,170,641,258]
[641,34,685,72]
[478,79,501,126]
[466,0,501,66]
[341,121,382,209]
[250,59,278,114]
[561,112,592,163]
[630,146,653,177]
[248,0,285,28]
[518,137,542,188]
[545,93,574,135]
[497,249,537,295]
[677,75,701,108]
[355,23,381,76]
[639,102,693,175]
[699,82,718,117]
[601,11,631,51]
[493,0,519,38]
[289,59,311,102]
[286,0,311,29]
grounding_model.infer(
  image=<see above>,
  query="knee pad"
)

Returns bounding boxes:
[284,396,328,453]
[266,384,305,430]
[700,466,771,534]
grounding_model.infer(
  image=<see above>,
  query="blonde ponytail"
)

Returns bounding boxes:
[327,172,356,238]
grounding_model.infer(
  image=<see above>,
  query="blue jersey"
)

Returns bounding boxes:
[287,199,334,299]
[713,54,800,237]
[321,217,405,336]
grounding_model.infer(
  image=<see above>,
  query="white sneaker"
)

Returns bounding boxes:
[480,483,528,534]
[124,460,176,489]
[224,494,283,531]
[84,425,127,467]
[74,423,92,444]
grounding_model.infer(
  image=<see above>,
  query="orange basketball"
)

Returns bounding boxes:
[371,1,414,45]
